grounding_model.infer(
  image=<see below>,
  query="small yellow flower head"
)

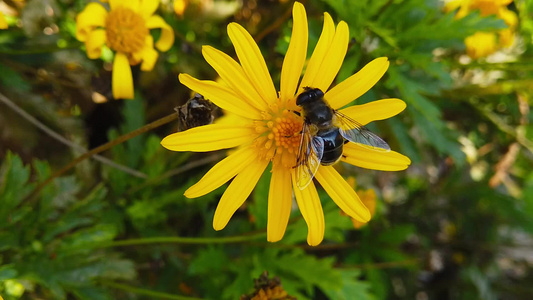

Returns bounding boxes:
[446,0,517,58]
[76,0,174,99]
[105,7,149,53]
[174,0,188,17]
[161,2,410,245]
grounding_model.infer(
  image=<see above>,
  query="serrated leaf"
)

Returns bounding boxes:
[0,151,33,227]
[58,224,118,251]
[253,248,343,297]
[189,247,230,275]
[399,11,507,42]
[323,269,373,300]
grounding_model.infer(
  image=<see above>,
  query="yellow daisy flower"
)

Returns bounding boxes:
[161,2,410,246]
[445,0,517,58]
[76,0,174,99]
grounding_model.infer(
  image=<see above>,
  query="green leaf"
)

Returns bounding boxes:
[0,63,31,91]
[121,95,146,168]
[0,151,33,227]
[322,269,373,300]
[188,247,230,275]
[250,248,343,298]
[0,265,18,281]
[58,224,118,251]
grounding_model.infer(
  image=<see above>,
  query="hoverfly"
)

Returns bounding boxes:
[176,93,216,131]
[295,87,390,189]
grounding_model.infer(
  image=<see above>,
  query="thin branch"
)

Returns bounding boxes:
[0,92,148,178]
[24,111,180,202]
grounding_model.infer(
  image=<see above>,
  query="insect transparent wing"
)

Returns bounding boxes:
[296,123,324,190]
[334,110,391,151]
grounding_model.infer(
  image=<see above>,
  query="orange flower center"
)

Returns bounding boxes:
[253,101,302,168]
[105,7,148,54]
[469,0,501,16]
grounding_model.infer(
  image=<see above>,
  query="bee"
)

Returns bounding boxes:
[295,87,390,189]
[176,93,216,131]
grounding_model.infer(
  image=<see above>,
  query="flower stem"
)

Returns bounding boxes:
[101,281,203,300]
[94,232,268,249]
[25,111,179,202]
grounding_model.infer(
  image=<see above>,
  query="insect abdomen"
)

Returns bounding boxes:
[318,128,343,165]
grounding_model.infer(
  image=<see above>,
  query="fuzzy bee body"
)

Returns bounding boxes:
[295,87,390,189]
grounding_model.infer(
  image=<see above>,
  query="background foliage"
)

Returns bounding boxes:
[1,0,533,299]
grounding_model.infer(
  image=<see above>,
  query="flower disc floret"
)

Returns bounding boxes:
[105,7,148,54]
[253,102,302,167]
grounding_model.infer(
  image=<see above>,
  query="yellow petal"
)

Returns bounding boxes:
[326,57,390,109]
[291,170,324,246]
[465,32,497,59]
[213,159,269,230]
[146,15,174,52]
[161,124,254,152]
[338,99,406,126]
[202,46,267,111]
[267,166,292,242]
[279,2,308,102]
[140,35,158,71]
[0,12,8,29]
[299,12,335,92]
[342,143,411,171]
[85,29,106,59]
[110,0,140,11]
[315,166,370,222]
[76,2,108,42]
[179,73,260,119]
[112,53,134,99]
[140,0,160,19]
[185,147,259,198]
[499,29,514,48]
[227,23,277,104]
[498,7,518,28]
[309,21,349,92]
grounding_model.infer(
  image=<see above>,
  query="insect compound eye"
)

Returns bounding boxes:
[296,92,310,106]
[296,87,324,106]
[312,88,324,99]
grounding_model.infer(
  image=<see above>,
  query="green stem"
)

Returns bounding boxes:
[95,232,268,249]
[101,281,203,300]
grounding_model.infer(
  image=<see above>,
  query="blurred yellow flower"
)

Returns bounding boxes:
[161,2,410,245]
[446,0,517,58]
[349,189,377,229]
[465,31,498,58]
[76,0,174,99]
[174,0,188,17]
[341,177,377,229]
[0,12,8,29]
